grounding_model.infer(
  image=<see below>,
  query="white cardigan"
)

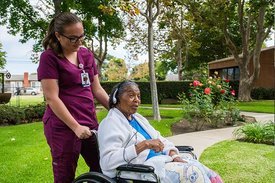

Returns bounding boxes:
[98,108,178,178]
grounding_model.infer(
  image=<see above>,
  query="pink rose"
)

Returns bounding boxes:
[230,90,236,96]
[193,80,200,87]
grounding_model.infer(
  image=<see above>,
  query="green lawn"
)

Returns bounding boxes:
[7,95,274,114]
[8,95,44,107]
[0,98,273,182]
[200,140,275,183]
[0,108,183,183]
[236,100,274,113]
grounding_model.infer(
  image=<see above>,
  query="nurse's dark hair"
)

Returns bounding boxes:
[42,12,82,56]
[109,80,139,109]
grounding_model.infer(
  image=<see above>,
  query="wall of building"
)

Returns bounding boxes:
[209,47,275,89]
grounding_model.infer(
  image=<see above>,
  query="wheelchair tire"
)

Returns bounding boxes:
[73,172,116,183]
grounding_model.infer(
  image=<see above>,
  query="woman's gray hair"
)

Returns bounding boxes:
[109,81,139,109]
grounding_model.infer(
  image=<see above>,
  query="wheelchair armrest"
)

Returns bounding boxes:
[117,164,155,173]
[175,145,194,152]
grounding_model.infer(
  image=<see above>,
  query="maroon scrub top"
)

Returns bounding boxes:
[37,47,99,130]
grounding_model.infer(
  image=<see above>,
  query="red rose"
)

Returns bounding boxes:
[204,88,211,95]
[193,80,200,87]
[225,79,230,83]
[220,89,225,94]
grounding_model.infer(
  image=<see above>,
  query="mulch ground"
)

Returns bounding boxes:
[171,118,246,135]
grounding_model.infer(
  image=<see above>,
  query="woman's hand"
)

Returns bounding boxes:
[74,125,92,139]
[135,139,164,154]
[147,139,164,152]
[169,150,187,163]
[173,156,187,163]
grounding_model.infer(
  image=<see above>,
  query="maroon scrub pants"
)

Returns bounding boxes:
[44,117,100,183]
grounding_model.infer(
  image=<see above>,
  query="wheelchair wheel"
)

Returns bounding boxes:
[73,172,116,183]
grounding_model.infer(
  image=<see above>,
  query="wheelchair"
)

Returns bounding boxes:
[73,145,196,183]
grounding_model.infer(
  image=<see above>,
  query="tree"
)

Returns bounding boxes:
[184,0,274,101]
[157,2,190,81]
[108,0,165,120]
[130,62,149,81]
[137,0,165,120]
[0,42,7,69]
[0,0,125,78]
[103,57,127,81]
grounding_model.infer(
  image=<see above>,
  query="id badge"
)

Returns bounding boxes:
[81,72,91,87]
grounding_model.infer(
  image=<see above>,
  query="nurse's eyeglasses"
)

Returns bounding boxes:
[60,33,85,43]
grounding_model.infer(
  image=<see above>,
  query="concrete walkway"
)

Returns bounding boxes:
[167,112,274,159]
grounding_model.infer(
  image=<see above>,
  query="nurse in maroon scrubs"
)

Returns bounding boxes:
[37,12,109,183]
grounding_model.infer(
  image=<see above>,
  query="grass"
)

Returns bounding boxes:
[0,98,273,182]
[236,100,274,113]
[0,108,183,183]
[137,107,183,136]
[6,95,275,114]
[8,95,44,107]
[200,140,275,183]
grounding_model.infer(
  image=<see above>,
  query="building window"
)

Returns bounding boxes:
[211,67,240,81]
[221,67,240,81]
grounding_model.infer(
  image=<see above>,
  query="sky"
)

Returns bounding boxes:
[0,25,131,75]
[0,25,274,75]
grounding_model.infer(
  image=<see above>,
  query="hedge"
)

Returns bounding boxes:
[0,103,46,125]
[0,81,273,125]
[100,81,191,104]
[100,81,273,103]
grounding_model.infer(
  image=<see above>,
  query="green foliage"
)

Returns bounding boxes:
[100,81,190,104]
[179,70,239,130]
[0,0,125,63]
[251,87,275,100]
[102,58,127,81]
[130,62,150,81]
[200,140,275,183]
[101,80,273,105]
[0,103,45,125]
[0,105,24,125]
[0,42,6,69]
[24,103,46,123]
[234,122,275,145]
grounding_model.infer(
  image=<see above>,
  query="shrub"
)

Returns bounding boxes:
[100,81,190,104]
[24,103,46,122]
[0,105,25,125]
[251,88,275,100]
[0,103,46,125]
[179,70,239,130]
[234,122,275,145]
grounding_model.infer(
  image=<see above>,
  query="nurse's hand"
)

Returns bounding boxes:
[74,125,92,139]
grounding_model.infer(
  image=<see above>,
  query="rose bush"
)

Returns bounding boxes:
[179,71,240,130]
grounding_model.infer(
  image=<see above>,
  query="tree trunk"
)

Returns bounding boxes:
[177,41,183,81]
[96,59,103,79]
[53,0,62,15]
[238,66,253,101]
[148,21,161,121]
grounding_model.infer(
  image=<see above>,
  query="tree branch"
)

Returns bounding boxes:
[17,6,46,32]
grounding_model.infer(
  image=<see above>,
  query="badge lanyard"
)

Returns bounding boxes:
[79,63,91,87]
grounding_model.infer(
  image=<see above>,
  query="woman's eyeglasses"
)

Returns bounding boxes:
[60,33,85,43]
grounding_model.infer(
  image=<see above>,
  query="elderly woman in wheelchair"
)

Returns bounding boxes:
[74,81,223,183]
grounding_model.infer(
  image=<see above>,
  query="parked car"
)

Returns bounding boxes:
[14,87,40,95]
